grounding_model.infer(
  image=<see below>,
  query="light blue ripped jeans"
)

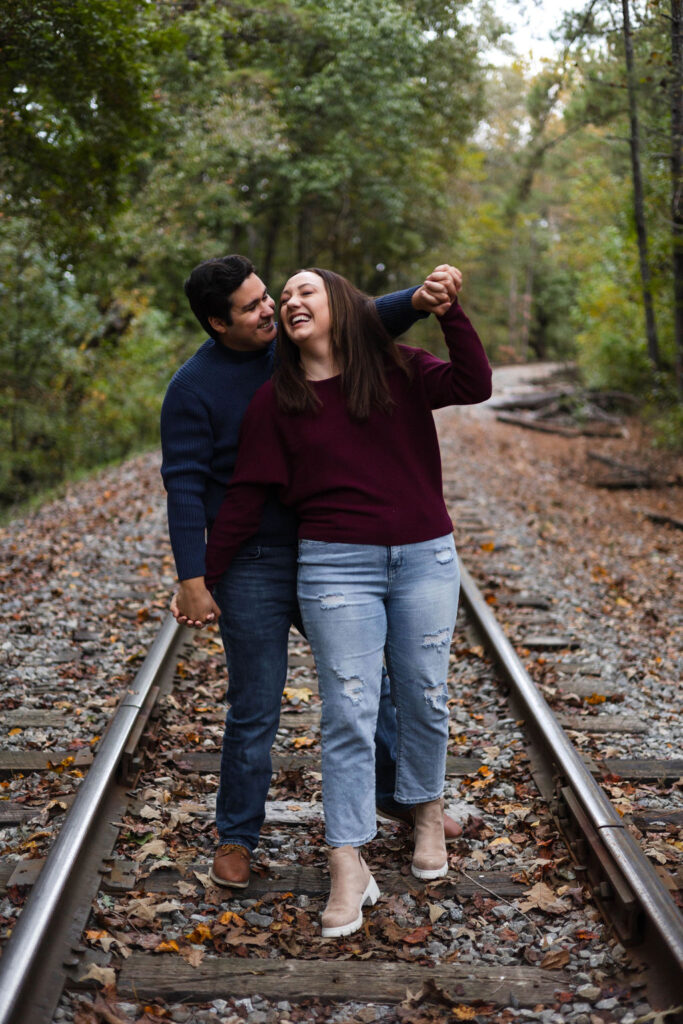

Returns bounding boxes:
[297,535,460,847]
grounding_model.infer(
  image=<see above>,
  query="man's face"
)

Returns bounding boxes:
[213,274,276,352]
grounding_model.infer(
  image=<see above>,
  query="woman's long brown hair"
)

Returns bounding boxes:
[272,269,411,419]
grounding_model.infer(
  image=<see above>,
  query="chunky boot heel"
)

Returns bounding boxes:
[321,845,380,938]
[411,797,448,880]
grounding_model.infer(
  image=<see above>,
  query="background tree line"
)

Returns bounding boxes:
[1,0,681,511]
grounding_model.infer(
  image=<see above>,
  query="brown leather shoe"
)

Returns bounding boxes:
[210,843,250,888]
[376,803,462,843]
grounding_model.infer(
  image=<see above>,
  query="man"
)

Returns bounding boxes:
[161,255,461,888]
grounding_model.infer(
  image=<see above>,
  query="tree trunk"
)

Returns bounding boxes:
[261,207,282,287]
[671,0,683,397]
[622,0,660,369]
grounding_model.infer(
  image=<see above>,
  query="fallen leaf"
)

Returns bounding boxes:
[292,736,316,749]
[132,838,167,862]
[429,903,447,923]
[283,686,313,704]
[185,922,213,944]
[452,1007,478,1021]
[519,882,569,915]
[540,948,570,969]
[403,925,432,945]
[179,945,205,967]
[78,964,116,987]
[219,910,246,926]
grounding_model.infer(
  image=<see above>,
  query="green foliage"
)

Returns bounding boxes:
[0,0,174,254]
[0,219,172,507]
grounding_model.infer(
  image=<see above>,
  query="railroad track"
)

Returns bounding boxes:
[0,535,681,1024]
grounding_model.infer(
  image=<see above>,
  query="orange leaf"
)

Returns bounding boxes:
[157,939,180,953]
[292,736,316,749]
[219,910,246,926]
[185,923,213,944]
[452,1007,477,1021]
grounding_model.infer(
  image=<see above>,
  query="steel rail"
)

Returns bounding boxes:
[0,614,185,1024]
[458,558,683,983]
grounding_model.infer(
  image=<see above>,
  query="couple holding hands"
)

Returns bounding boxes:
[161,255,491,938]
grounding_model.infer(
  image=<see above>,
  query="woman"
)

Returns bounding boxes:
[205,266,491,938]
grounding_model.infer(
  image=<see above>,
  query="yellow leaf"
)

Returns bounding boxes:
[219,910,246,926]
[586,693,607,705]
[8,728,22,736]
[480,542,495,552]
[451,1006,477,1020]
[157,939,180,952]
[186,922,213,944]
[283,686,313,704]
[292,736,316,748]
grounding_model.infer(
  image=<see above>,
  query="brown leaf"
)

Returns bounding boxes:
[540,948,570,969]
[403,925,432,945]
[179,945,205,967]
[519,882,569,915]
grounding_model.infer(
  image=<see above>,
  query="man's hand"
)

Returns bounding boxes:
[412,264,463,316]
[171,576,221,629]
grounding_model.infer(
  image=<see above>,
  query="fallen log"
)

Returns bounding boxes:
[587,452,651,477]
[642,511,683,530]
[496,412,579,437]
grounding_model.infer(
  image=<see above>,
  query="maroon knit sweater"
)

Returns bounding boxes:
[205,301,491,587]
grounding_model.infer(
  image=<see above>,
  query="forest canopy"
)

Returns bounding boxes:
[1,0,681,509]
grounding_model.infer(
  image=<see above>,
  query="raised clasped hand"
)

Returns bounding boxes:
[412,264,463,316]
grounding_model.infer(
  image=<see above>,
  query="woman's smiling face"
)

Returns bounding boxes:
[279,271,331,352]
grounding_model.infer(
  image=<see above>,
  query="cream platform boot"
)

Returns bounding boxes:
[411,797,448,880]
[321,845,380,938]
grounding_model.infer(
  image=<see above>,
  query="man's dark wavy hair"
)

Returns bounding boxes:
[184,254,256,336]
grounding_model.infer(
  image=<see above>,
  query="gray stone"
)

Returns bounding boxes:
[596,998,618,1011]
[576,985,601,1001]
[211,1000,229,1014]
[244,911,273,927]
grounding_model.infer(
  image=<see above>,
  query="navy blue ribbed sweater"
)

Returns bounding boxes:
[160,287,426,581]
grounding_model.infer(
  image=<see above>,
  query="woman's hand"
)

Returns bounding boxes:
[171,577,221,629]
[412,264,462,316]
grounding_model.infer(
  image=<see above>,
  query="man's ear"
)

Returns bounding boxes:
[208,316,229,335]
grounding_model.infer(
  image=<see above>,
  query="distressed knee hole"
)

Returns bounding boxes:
[435,547,454,564]
[424,683,447,711]
[335,671,364,704]
[422,628,451,649]
[319,592,346,610]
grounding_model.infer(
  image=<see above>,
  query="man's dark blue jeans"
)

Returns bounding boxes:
[213,543,399,850]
